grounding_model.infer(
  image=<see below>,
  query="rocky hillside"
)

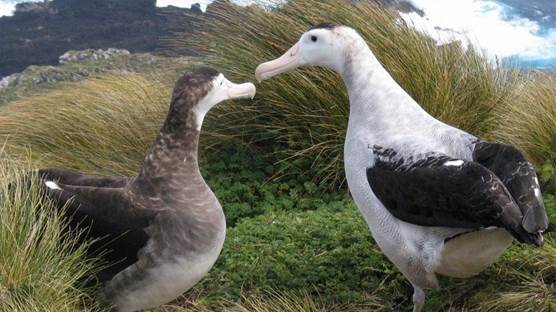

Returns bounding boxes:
[0,0,201,78]
[0,48,195,106]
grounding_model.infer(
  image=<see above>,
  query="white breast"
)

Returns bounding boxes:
[436,228,513,278]
[112,248,222,312]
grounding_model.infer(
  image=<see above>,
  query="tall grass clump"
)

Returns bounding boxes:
[0,73,173,175]
[167,0,519,187]
[478,237,556,311]
[0,154,99,311]
[493,72,556,165]
[161,291,340,312]
[230,291,341,312]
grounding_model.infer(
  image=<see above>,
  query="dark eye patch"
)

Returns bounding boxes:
[311,35,318,42]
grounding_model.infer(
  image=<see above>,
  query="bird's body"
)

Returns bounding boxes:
[41,137,226,311]
[37,68,256,311]
[341,40,512,288]
[255,24,552,311]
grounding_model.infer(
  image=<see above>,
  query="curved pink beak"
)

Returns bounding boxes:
[255,42,301,82]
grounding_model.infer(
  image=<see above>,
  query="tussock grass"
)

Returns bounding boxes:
[229,291,342,312]
[0,152,99,311]
[482,274,555,312]
[0,73,172,175]
[479,237,556,311]
[169,0,519,187]
[162,291,342,312]
[493,72,556,164]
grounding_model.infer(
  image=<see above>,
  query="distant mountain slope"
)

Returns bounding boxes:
[0,49,195,106]
[0,0,201,77]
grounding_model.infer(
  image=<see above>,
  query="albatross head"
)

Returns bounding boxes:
[171,68,256,130]
[255,23,359,81]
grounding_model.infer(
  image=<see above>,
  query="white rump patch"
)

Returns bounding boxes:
[45,181,62,190]
[534,187,542,198]
[443,160,464,167]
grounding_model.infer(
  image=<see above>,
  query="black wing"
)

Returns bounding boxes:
[42,183,157,282]
[38,168,131,188]
[366,146,542,245]
[473,142,549,233]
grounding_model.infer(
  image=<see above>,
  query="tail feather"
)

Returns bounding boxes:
[510,222,554,247]
[544,223,556,234]
[507,225,544,247]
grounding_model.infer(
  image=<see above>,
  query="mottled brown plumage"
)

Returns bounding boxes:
[36,68,255,312]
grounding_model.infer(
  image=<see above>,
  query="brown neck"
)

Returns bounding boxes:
[131,93,204,196]
[138,125,201,179]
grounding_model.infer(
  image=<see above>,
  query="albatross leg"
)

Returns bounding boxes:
[412,285,425,312]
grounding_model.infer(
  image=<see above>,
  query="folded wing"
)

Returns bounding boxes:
[366,146,543,246]
[472,142,549,233]
[42,182,157,281]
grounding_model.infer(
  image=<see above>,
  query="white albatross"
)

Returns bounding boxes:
[255,23,554,312]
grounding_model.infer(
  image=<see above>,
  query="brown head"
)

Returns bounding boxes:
[164,68,256,133]
[135,68,255,185]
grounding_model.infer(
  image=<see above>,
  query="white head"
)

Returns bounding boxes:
[255,23,363,81]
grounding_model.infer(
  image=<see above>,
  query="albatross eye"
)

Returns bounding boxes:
[311,35,318,42]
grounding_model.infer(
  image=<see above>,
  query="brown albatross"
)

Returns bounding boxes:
[36,68,256,311]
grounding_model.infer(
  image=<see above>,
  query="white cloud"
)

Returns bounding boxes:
[0,0,30,17]
[0,2,15,17]
[402,0,556,61]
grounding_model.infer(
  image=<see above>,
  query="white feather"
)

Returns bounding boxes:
[45,181,61,190]
[443,160,464,167]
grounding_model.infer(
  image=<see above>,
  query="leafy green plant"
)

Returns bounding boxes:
[198,207,406,310]
[202,147,350,226]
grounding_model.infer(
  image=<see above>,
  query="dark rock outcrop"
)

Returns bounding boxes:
[0,0,200,78]
[58,48,130,64]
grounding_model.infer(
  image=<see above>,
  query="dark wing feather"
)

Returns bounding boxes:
[43,184,157,282]
[367,146,542,245]
[38,168,131,188]
[473,142,549,233]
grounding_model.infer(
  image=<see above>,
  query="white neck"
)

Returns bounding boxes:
[337,35,433,134]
